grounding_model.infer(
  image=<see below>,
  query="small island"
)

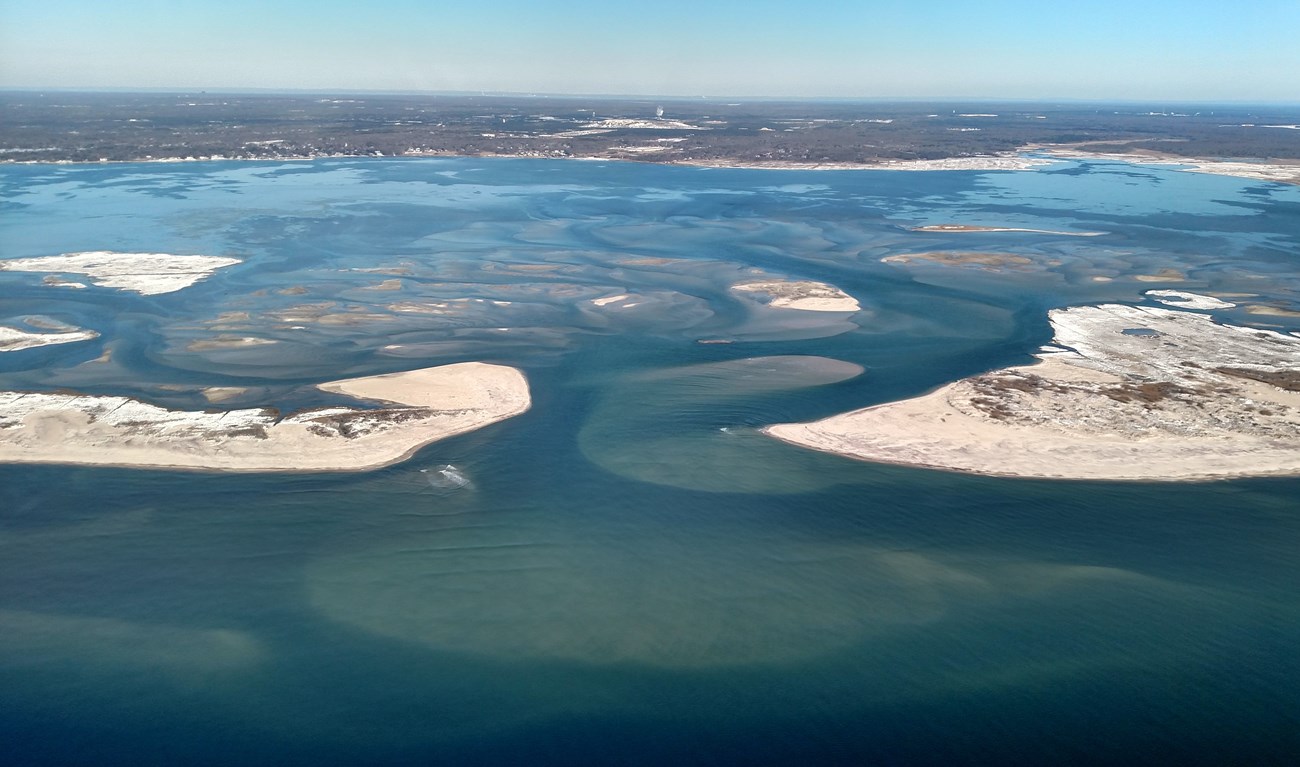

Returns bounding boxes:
[0,362,530,472]
[730,279,860,312]
[0,251,241,295]
[766,303,1300,481]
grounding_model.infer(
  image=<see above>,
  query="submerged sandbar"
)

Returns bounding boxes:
[0,362,530,472]
[766,305,1300,481]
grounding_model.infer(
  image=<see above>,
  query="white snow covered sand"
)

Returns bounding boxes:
[0,362,530,472]
[0,324,99,352]
[766,305,1300,481]
[0,251,241,295]
[1145,290,1237,310]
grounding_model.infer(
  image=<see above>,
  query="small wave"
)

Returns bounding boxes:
[420,464,472,491]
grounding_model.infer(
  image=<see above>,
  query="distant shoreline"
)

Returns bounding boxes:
[5,150,1298,185]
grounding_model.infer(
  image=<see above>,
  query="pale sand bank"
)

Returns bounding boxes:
[882,252,1039,271]
[766,305,1300,481]
[1133,269,1187,283]
[731,280,860,312]
[0,251,240,295]
[0,324,99,352]
[911,224,1105,236]
[1145,290,1236,310]
[1246,305,1300,318]
[0,362,529,472]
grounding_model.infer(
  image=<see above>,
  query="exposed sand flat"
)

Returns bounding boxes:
[731,280,860,312]
[186,335,278,351]
[1133,269,1187,283]
[766,305,1300,481]
[1246,305,1300,318]
[0,325,99,352]
[1145,290,1236,310]
[41,275,88,289]
[202,387,249,403]
[0,362,530,472]
[0,251,241,295]
[911,224,1105,236]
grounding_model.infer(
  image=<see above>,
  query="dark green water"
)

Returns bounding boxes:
[1,158,1298,765]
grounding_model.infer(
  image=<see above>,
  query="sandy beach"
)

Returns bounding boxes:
[0,362,530,472]
[766,305,1300,481]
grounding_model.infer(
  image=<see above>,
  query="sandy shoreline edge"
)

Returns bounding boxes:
[0,362,530,473]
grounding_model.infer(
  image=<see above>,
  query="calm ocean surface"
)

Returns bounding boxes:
[1,157,1298,765]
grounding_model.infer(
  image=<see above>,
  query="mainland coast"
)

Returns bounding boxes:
[766,302,1300,481]
[0,362,530,472]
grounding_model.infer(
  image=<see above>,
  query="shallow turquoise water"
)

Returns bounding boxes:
[1,158,1298,765]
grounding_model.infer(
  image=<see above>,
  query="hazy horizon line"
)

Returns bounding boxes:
[3,86,1299,108]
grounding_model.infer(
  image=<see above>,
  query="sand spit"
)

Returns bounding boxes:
[0,252,241,295]
[1042,150,1300,186]
[0,362,530,472]
[766,305,1300,481]
[0,325,99,352]
[1159,159,1300,185]
[1145,290,1236,310]
[731,280,860,312]
[679,155,1054,172]
[911,224,1105,236]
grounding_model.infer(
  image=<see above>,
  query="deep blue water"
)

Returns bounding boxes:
[1,157,1298,765]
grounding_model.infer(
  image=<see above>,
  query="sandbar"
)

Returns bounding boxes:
[0,324,99,352]
[1145,290,1236,310]
[1245,305,1300,319]
[882,252,1039,271]
[0,251,241,295]
[0,362,530,472]
[730,280,860,312]
[911,224,1105,236]
[766,305,1300,481]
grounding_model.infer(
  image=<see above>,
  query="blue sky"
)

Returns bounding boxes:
[2,0,1298,101]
